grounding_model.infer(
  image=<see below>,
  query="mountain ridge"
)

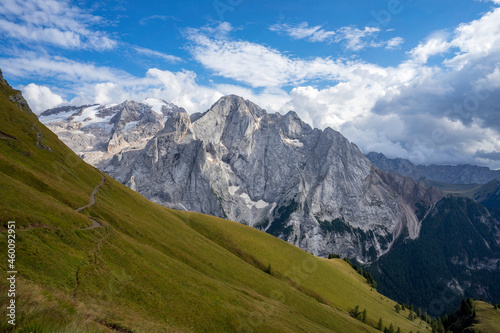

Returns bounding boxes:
[41,95,442,262]
[366,151,500,185]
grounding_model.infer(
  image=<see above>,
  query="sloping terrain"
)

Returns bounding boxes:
[469,301,500,332]
[367,196,500,316]
[473,179,500,210]
[0,73,433,332]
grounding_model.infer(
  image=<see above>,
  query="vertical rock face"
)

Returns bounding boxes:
[101,95,441,261]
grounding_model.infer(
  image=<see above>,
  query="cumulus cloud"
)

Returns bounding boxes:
[92,82,128,105]
[185,23,407,89]
[408,33,451,64]
[361,7,500,168]
[143,68,223,113]
[22,83,64,114]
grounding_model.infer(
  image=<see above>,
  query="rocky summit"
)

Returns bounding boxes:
[42,95,441,261]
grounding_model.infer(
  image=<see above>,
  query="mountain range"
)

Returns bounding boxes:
[39,94,500,315]
[366,152,500,185]
[41,95,443,262]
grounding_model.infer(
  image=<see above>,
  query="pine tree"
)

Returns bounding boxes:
[265,264,272,275]
[417,307,421,318]
[362,309,367,323]
[388,323,394,333]
[353,305,360,318]
[378,318,383,331]
[395,304,401,313]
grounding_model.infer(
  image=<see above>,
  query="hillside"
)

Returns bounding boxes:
[469,301,500,332]
[0,73,433,331]
[367,196,500,316]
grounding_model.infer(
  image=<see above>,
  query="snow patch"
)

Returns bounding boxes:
[228,186,240,196]
[39,110,77,123]
[123,121,139,131]
[72,105,101,123]
[254,116,263,130]
[239,192,270,209]
[281,135,304,147]
[255,200,269,209]
[143,98,167,115]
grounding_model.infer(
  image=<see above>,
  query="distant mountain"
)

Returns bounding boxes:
[366,152,500,185]
[40,98,185,168]
[474,179,500,210]
[41,95,441,262]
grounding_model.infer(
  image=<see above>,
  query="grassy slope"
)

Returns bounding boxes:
[470,301,500,332]
[0,81,431,332]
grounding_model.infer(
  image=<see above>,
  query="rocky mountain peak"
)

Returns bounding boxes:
[192,95,265,146]
[209,94,266,118]
[161,109,192,141]
[40,95,443,262]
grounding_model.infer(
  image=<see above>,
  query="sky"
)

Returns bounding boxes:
[1,0,500,169]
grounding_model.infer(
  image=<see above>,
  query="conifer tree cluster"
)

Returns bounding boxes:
[341,257,377,288]
[351,305,367,323]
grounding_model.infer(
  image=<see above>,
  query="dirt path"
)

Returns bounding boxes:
[75,174,105,212]
[84,218,102,230]
[1,174,106,232]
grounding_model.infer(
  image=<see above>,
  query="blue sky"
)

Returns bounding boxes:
[1,0,500,169]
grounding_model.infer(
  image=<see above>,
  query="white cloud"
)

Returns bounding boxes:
[22,83,64,114]
[269,21,403,51]
[0,54,132,83]
[0,0,116,50]
[335,26,381,51]
[445,8,500,68]
[408,34,450,64]
[269,22,335,42]
[143,68,223,113]
[477,0,500,5]
[93,82,128,105]
[385,37,404,49]
[186,23,407,89]
[133,46,183,63]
